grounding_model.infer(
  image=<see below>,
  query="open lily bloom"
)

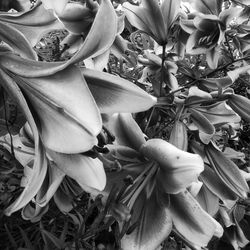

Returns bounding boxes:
[0,0,156,217]
[102,113,223,250]
[181,0,241,68]
[123,0,181,45]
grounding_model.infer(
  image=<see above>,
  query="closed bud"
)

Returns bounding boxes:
[169,121,188,151]
[227,94,250,122]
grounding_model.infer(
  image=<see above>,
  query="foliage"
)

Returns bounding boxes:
[1,0,250,249]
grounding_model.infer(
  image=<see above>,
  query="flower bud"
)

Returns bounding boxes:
[227,94,250,123]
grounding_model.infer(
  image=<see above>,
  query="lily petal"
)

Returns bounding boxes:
[42,0,68,15]
[0,2,64,46]
[161,0,181,34]
[123,1,167,45]
[0,0,117,77]
[121,185,172,250]
[13,66,101,153]
[82,68,157,113]
[140,139,204,194]
[171,190,223,249]
[0,21,37,60]
[48,151,106,193]
[0,69,47,216]
[107,113,146,151]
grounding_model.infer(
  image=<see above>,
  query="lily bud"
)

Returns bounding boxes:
[140,139,204,194]
[227,94,250,123]
[169,121,188,151]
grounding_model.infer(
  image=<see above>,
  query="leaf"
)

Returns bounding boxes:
[41,229,65,249]
[227,65,250,83]
[199,76,233,91]
[18,226,35,250]
[170,190,223,249]
[0,69,48,216]
[4,224,18,249]
[0,22,37,60]
[67,0,117,65]
[82,68,157,113]
[0,2,64,46]
[48,151,106,193]
[205,142,249,199]
[14,66,102,153]
[121,185,172,250]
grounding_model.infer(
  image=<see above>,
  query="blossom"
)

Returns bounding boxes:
[181,2,241,68]
[102,113,223,250]
[123,0,181,45]
[0,1,156,218]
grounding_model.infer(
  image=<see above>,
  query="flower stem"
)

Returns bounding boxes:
[160,44,166,97]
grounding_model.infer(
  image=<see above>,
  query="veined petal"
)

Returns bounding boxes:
[161,0,181,32]
[42,0,68,15]
[22,202,49,222]
[57,2,96,34]
[171,190,223,249]
[140,139,204,194]
[48,151,106,193]
[36,162,65,207]
[0,0,117,77]
[186,30,210,54]
[0,2,64,46]
[82,68,157,113]
[121,185,172,250]
[107,113,146,151]
[123,1,167,45]
[0,69,47,216]
[0,134,34,167]
[68,0,117,65]
[13,66,102,153]
[0,21,37,60]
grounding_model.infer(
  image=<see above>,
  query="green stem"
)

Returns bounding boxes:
[166,56,250,97]
[160,44,166,96]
